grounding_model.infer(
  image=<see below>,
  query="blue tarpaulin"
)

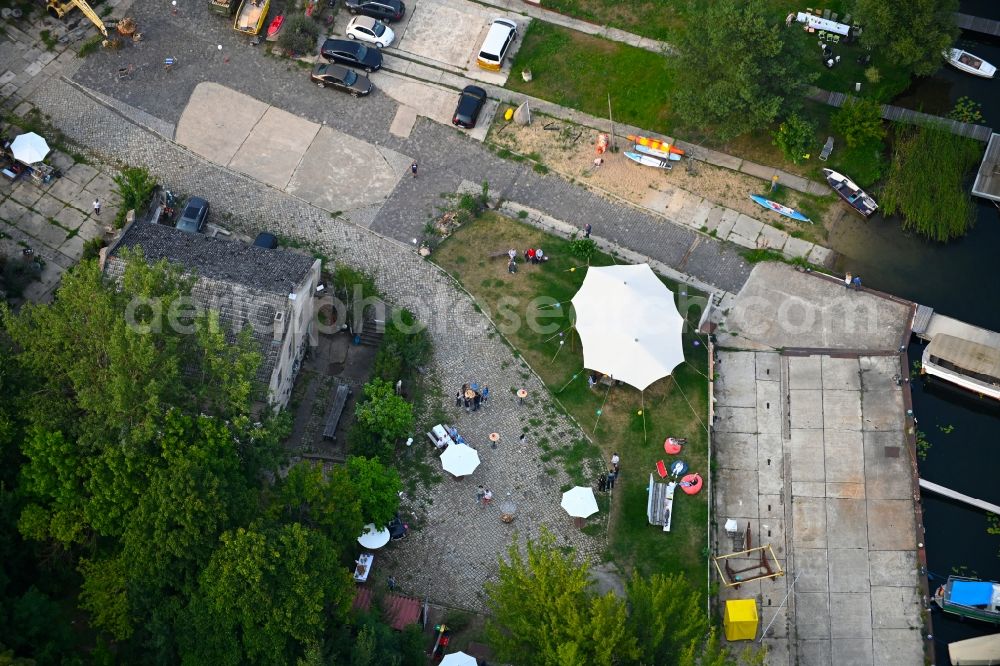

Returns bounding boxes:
[951,581,994,606]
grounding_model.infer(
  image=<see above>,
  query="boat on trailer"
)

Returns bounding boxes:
[945,48,997,79]
[934,576,1000,624]
[921,334,1000,402]
[823,169,878,218]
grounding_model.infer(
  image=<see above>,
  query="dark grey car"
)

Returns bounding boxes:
[452,85,487,128]
[320,38,383,72]
[344,0,405,22]
[310,63,374,97]
[175,197,209,233]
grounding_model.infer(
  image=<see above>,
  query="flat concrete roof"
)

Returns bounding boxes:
[720,263,912,353]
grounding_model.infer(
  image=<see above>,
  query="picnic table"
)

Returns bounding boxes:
[322,383,352,440]
[353,553,374,583]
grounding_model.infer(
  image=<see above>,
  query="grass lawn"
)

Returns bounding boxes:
[432,213,710,584]
[506,22,676,137]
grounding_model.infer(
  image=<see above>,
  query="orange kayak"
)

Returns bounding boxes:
[627,134,685,155]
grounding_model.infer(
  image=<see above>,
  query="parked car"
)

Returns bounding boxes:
[346,15,395,48]
[175,196,209,233]
[310,63,374,97]
[320,38,383,72]
[452,85,487,128]
[253,232,278,249]
[344,0,404,22]
[477,18,517,70]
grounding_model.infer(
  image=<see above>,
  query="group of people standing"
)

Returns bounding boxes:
[598,452,621,492]
[456,383,489,412]
[476,485,494,506]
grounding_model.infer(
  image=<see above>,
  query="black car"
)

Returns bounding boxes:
[310,63,374,97]
[320,38,383,72]
[452,85,487,129]
[175,196,209,234]
[344,0,405,22]
[253,232,278,249]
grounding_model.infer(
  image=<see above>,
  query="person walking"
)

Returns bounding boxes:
[518,433,527,446]
[481,385,489,405]
[610,452,620,472]
[410,161,418,178]
[93,198,101,216]
[482,488,493,506]
[476,485,486,505]
[584,223,592,238]
[606,469,616,490]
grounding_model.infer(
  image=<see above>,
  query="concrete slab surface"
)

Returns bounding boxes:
[286,126,409,211]
[794,548,830,592]
[868,550,918,587]
[789,390,823,429]
[872,628,925,666]
[823,390,862,431]
[831,639,873,665]
[789,355,823,389]
[176,83,269,164]
[821,356,861,390]
[229,106,320,189]
[823,430,864,484]
[376,71,495,141]
[795,593,832,639]
[828,548,869,592]
[870,585,920,629]
[866,500,917,551]
[830,593,873,638]
[722,263,911,351]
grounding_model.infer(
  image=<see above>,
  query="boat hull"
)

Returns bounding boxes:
[945,48,997,78]
[949,633,1000,665]
[749,194,810,223]
[265,14,283,40]
[634,144,682,161]
[921,357,1000,401]
[625,151,671,169]
[933,577,1000,625]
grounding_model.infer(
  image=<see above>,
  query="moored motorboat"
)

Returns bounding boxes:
[949,632,1000,665]
[265,14,284,41]
[822,168,878,218]
[945,48,997,78]
[933,576,1000,624]
[921,334,1000,402]
[624,151,672,170]
[749,194,811,223]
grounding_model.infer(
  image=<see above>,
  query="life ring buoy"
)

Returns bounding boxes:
[664,437,683,455]
[680,473,703,495]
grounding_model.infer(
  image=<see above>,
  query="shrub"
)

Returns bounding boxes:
[81,237,106,261]
[277,14,320,57]
[349,378,414,462]
[569,238,597,262]
[831,98,885,149]
[373,309,431,383]
[772,113,815,165]
[112,167,157,229]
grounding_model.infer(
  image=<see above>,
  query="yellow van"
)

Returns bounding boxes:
[477,18,518,71]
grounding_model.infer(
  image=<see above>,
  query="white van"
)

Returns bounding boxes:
[477,18,517,71]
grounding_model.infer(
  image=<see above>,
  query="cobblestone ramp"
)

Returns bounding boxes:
[28,77,603,610]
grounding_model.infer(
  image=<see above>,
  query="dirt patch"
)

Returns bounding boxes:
[488,114,825,241]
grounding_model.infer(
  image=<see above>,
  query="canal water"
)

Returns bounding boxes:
[824,4,1000,660]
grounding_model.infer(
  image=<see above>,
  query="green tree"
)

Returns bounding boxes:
[112,166,157,228]
[372,309,431,383]
[181,524,354,665]
[831,98,886,149]
[854,0,959,77]
[672,0,815,140]
[626,573,708,660]
[484,530,638,666]
[346,456,401,526]
[78,556,132,641]
[881,122,980,241]
[350,378,413,461]
[772,113,816,164]
[266,460,364,548]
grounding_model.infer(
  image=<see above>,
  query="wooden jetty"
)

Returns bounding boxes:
[919,478,1000,516]
[911,306,1000,348]
[954,12,1000,37]
[972,133,1000,203]
[807,88,993,141]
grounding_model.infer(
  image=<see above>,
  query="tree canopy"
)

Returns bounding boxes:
[854,0,959,77]
[672,0,815,141]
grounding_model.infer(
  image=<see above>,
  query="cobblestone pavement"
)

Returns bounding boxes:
[27,76,606,610]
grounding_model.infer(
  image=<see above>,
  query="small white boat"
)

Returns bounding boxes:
[634,144,682,162]
[922,334,1000,402]
[624,151,671,170]
[945,48,996,78]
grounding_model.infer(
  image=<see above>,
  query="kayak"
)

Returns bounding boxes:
[266,14,284,41]
[625,151,672,170]
[634,144,682,162]
[627,134,685,155]
[749,194,811,223]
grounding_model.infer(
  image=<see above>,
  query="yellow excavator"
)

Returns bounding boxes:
[45,0,140,47]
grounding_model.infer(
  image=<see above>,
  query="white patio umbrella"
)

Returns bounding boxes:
[571,263,685,391]
[440,652,477,666]
[561,486,598,518]
[10,132,50,165]
[440,445,480,477]
[357,523,391,549]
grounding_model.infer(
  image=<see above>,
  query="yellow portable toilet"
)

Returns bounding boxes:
[723,599,758,641]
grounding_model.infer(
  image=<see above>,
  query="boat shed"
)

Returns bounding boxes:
[925,334,1000,383]
[972,132,1000,202]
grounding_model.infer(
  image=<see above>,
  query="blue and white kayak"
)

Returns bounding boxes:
[624,151,672,170]
[749,194,811,223]
[634,144,682,161]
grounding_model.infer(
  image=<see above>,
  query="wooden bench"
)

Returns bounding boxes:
[322,383,352,440]
[646,474,676,532]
